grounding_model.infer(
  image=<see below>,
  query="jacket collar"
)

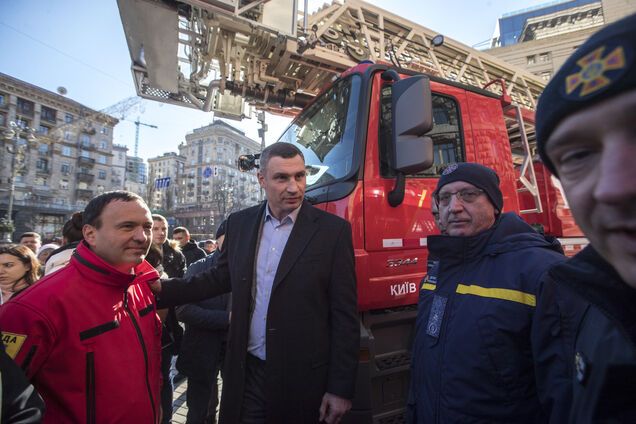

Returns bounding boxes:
[428,212,560,260]
[72,241,159,289]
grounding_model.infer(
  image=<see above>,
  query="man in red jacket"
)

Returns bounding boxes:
[0,191,162,423]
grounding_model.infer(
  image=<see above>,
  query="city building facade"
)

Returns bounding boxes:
[147,152,185,214]
[112,144,128,190]
[0,73,119,241]
[124,156,148,200]
[486,0,636,81]
[175,120,260,238]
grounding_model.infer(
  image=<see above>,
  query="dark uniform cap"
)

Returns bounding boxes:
[536,13,636,176]
[434,162,503,211]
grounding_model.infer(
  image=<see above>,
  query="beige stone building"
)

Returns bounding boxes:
[487,0,636,81]
[0,73,120,240]
[147,152,185,214]
[124,156,148,201]
[175,121,260,238]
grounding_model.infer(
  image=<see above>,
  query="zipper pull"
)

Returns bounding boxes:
[123,290,129,308]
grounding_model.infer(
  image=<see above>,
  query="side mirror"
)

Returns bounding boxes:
[391,76,434,174]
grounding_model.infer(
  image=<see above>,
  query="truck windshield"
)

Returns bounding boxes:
[276,75,361,190]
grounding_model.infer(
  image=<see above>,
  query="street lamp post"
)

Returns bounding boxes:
[2,121,38,242]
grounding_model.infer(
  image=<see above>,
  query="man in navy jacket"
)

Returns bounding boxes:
[408,163,565,423]
[176,221,229,423]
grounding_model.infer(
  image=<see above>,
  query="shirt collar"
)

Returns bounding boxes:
[264,202,302,225]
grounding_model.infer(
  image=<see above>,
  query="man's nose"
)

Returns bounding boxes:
[286,180,299,192]
[593,137,636,205]
[448,194,465,212]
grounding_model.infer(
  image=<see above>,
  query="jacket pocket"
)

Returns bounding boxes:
[86,351,96,424]
[79,320,120,341]
[476,315,531,400]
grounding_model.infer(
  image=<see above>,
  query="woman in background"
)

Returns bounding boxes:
[0,245,40,304]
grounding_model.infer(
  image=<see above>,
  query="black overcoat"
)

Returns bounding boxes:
[158,201,359,423]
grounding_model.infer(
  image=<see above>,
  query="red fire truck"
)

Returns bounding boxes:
[239,61,587,421]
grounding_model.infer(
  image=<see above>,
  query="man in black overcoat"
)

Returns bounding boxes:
[155,142,359,424]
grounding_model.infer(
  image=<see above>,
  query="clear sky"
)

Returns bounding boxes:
[0,0,552,161]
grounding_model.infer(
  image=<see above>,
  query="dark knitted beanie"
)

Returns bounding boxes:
[434,162,503,211]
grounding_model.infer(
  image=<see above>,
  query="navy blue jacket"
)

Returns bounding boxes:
[409,213,565,423]
[175,251,230,377]
[539,246,636,423]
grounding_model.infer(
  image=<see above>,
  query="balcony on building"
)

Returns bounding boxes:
[77,172,95,183]
[77,156,96,167]
[76,188,94,200]
[78,142,96,151]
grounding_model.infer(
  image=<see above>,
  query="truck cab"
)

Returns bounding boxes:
[270,62,585,421]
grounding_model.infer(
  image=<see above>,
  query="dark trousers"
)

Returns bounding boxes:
[240,354,267,424]
[186,368,220,424]
[161,350,174,424]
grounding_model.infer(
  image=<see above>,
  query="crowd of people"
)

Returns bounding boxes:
[0,14,635,424]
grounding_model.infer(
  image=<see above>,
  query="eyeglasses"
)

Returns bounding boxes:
[435,188,484,207]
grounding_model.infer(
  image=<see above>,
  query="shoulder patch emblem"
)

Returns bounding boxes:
[565,45,626,98]
[1,331,27,359]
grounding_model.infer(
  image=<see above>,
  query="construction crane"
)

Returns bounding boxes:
[132,117,158,158]
[117,0,546,119]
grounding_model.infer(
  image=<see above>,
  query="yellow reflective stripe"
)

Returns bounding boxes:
[421,283,436,291]
[455,284,536,307]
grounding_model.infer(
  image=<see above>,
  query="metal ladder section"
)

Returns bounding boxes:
[504,103,543,214]
[117,0,546,117]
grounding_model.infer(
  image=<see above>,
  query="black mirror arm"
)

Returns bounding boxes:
[388,171,406,207]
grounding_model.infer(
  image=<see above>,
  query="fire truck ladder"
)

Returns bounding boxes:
[117,0,546,117]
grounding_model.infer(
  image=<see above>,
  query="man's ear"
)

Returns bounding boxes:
[82,225,96,247]
[257,171,265,188]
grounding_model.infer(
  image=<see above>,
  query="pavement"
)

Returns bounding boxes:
[169,377,222,423]
[170,379,189,423]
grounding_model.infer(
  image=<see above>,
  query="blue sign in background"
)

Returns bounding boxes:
[203,166,213,178]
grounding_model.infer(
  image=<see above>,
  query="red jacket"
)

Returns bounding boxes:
[0,241,162,423]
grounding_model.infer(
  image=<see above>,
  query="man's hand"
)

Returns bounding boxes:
[318,392,351,424]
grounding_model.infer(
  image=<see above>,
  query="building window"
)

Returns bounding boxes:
[0,93,4,106]
[80,150,91,158]
[98,170,107,180]
[100,140,108,149]
[59,179,69,190]
[35,176,48,186]
[540,71,552,82]
[97,154,107,164]
[526,55,536,65]
[41,106,57,123]
[16,98,34,116]
[38,143,49,154]
[80,134,91,146]
[61,163,71,174]
[100,126,109,135]
[0,113,6,127]
[65,113,74,123]
[539,52,551,63]
[36,158,49,171]
[62,146,72,157]
[64,131,73,141]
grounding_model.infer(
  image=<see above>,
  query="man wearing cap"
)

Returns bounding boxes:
[408,162,565,423]
[534,13,636,423]
[176,220,230,424]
